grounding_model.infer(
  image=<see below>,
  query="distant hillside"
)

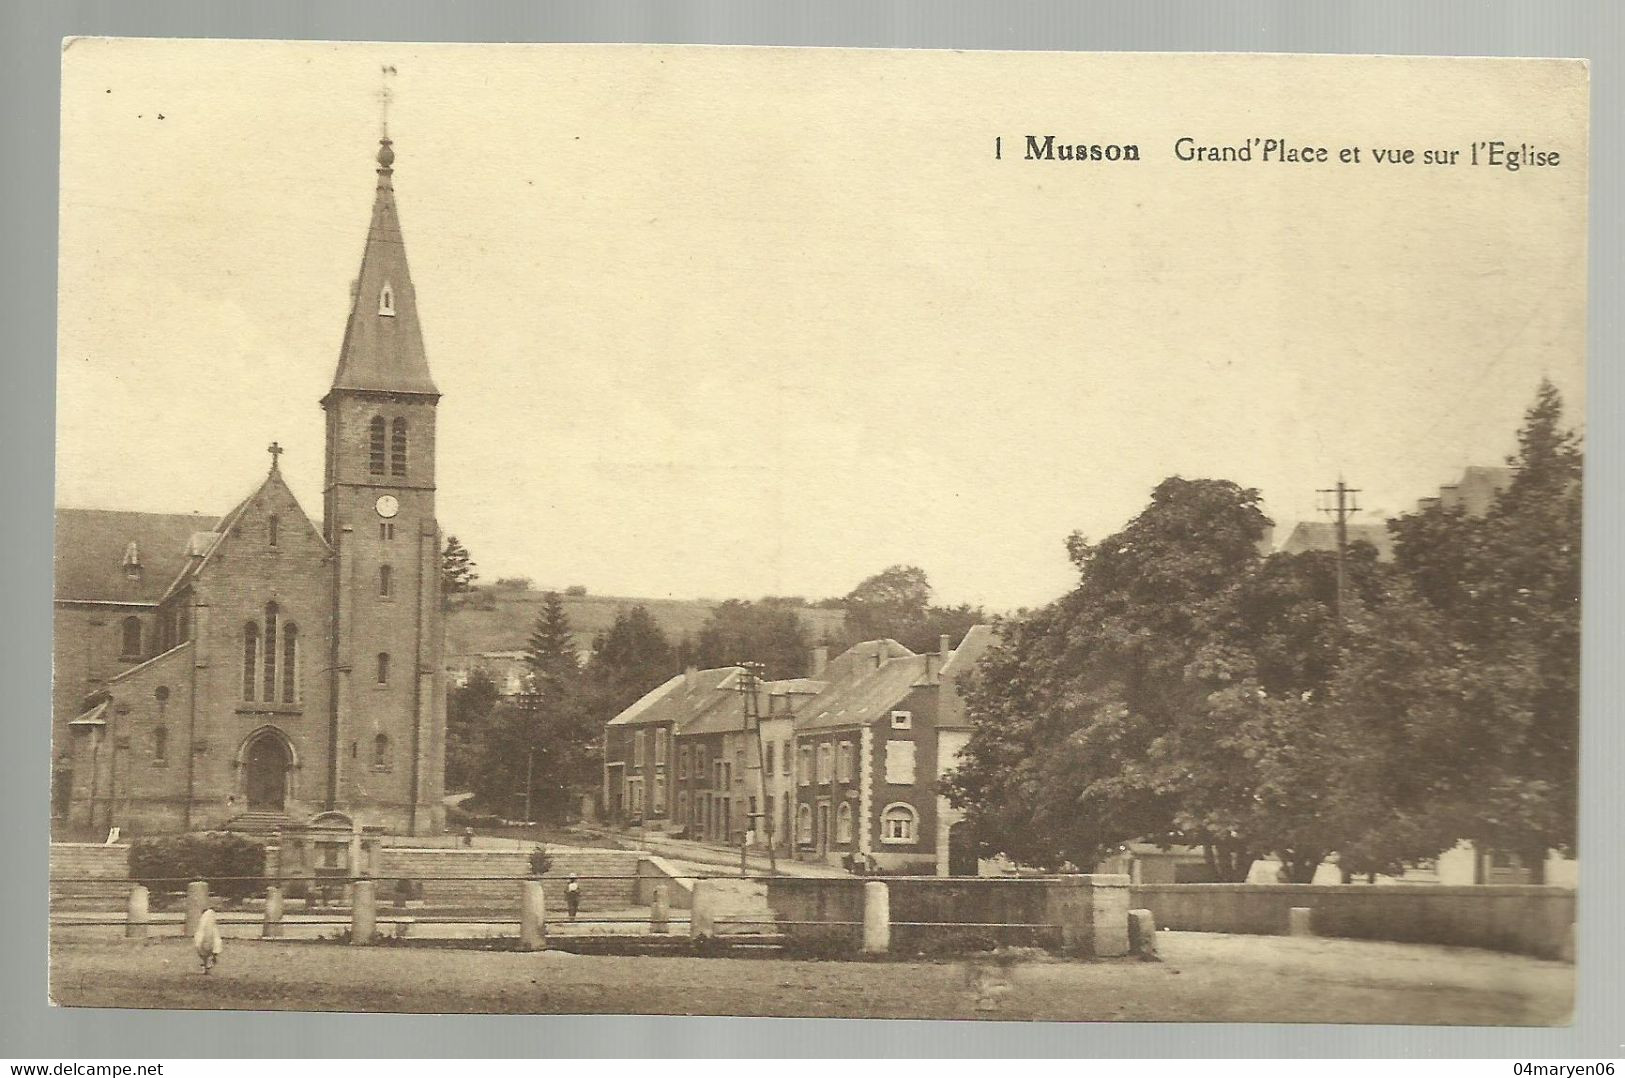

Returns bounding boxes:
[445,586,847,663]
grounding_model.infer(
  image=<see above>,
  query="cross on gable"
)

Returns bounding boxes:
[268,442,284,469]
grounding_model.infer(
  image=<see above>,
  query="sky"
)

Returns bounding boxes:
[57,42,1588,611]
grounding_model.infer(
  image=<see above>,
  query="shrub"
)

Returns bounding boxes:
[128,832,266,902]
[528,844,553,877]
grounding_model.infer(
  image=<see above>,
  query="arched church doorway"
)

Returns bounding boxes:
[245,730,291,811]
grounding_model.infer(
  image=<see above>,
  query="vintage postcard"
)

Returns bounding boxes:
[51,40,1585,1023]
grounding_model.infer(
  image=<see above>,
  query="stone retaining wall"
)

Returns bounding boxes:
[1132,883,1576,960]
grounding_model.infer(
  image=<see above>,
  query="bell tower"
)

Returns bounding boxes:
[320,119,445,835]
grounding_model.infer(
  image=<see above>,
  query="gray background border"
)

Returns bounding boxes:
[2,0,1618,1059]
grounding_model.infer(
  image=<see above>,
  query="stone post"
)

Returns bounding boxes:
[862,881,890,954]
[263,885,284,939]
[184,881,209,938]
[519,880,547,951]
[1128,908,1157,957]
[1043,874,1130,957]
[351,879,376,945]
[689,878,715,937]
[125,884,149,940]
[650,883,669,935]
[1288,906,1314,938]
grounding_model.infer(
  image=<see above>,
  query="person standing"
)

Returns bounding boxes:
[565,873,581,921]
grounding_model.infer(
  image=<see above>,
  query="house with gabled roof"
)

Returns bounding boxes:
[791,628,995,874]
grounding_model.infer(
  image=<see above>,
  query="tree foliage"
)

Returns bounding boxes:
[833,564,987,656]
[947,383,1580,881]
[686,598,815,678]
[440,535,478,594]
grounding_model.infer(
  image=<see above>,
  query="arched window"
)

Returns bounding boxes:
[376,652,390,685]
[262,602,279,703]
[390,418,407,476]
[374,733,390,767]
[154,725,168,764]
[836,801,853,844]
[379,282,395,316]
[369,416,386,474]
[242,623,259,700]
[281,624,299,703]
[119,616,142,660]
[880,803,918,844]
[797,803,814,845]
[378,565,393,598]
[268,514,279,548]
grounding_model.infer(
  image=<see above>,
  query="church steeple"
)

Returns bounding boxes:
[326,134,439,398]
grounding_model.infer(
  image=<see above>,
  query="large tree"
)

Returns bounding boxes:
[1384,379,1581,865]
[833,564,987,656]
[445,668,500,792]
[948,382,1581,882]
[690,598,814,678]
[583,606,676,719]
[440,535,478,594]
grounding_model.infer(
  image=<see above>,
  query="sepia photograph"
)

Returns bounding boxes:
[48,39,1586,1025]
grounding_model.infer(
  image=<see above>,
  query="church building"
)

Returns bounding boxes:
[53,135,448,837]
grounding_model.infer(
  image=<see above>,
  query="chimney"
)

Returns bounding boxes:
[811,646,828,677]
[939,634,952,657]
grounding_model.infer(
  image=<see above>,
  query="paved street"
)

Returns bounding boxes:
[48,929,1571,1024]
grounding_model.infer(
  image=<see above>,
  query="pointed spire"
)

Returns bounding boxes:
[327,117,439,400]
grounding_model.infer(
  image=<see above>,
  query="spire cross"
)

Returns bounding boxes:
[267,441,284,469]
[378,64,397,138]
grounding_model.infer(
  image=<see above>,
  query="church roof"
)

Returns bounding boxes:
[328,138,438,398]
[54,508,219,604]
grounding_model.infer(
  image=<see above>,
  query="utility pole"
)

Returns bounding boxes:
[1317,478,1362,623]
[736,661,776,876]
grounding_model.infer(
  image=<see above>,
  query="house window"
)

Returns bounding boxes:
[654,775,666,814]
[836,801,853,844]
[379,282,395,316]
[379,522,394,541]
[373,733,390,769]
[678,745,690,779]
[262,603,278,702]
[881,803,918,844]
[369,416,386,474]
[268,514,279,548]
[836,741,852,783]
[379,565,393,598]
[890,710,912,730]
[782,740,792,775]
[764,741,775,777]
[797,803,814,845]
[391,418,408,477]
[153,725,168,765]
[816,743,832,784]
[281,624,299,703]
[376,652,390,685]
[885,740,917,785]
[119,616,142,660]
[798,744,812,786]
[695,745,706,782]
[242,623,259,700]
[655,729,667,765]
[677,790,689,824]
[632,730,644,767]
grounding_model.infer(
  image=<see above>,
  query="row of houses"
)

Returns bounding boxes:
[602,628,995,875]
